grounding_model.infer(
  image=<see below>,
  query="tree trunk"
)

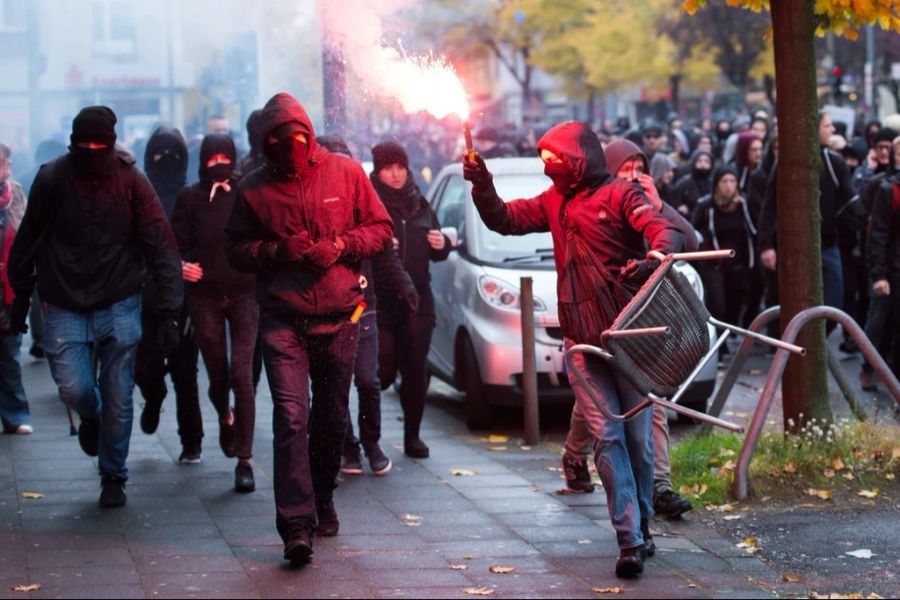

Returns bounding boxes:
[771,0,833,430]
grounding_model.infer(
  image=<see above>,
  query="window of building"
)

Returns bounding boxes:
[92,0,136,58]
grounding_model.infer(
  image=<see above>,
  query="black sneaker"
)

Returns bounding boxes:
[404,436,429,459]
[860,369,877,392]
[234,461,255,493]
[78,417,100,457]
[178,445,203,465]
[653,489,692,519]
[615,545,647,578]
[364,444,392,476]
[562,454,595,493]
[283,526,314,564]
[219,409,236,458]
[99,476,127,508]
[641,518,656,557]
[140,397,164,435]
[315,499,339,537]
[340,444,363,475]
[29,345,45,359]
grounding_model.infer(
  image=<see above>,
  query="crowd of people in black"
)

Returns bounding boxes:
[0,93,898,578]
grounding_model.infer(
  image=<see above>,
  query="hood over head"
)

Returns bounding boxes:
[650,153,677,182]
[603,138,648,180]
[257,93,319,176]
[245,109,264,152]
[199,133,237,186]
[536,121,609,195]
[144,126,188,191]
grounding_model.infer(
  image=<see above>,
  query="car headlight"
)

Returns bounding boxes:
[478,275,547,312]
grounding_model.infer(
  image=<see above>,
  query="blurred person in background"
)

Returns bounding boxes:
[673,150,714,217]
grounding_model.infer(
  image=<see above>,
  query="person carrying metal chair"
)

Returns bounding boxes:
[463,121,686,579]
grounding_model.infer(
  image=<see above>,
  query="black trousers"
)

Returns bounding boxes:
[378,314,435,439]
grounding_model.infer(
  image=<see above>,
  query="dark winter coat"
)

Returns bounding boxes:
[470,121,685,294]
[691,195,757,269]
[672,150,713,215]
[172,135,255,299]
[9,150,183,315]
[370,174,451,325]
[143,126,188,219]
[866,173,900,282]
[758,149,854,252]
[225,93,393,320]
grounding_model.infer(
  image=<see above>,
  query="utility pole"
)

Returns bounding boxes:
[26,1,43,151]
[865,24,876,121]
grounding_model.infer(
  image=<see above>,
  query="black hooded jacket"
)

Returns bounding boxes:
[172,134,255,298]
[470,121,685,286]
[9,149,183,315]
[673,150,713,215]
[369,173,451,324]
[225,93,393,318]
[144,126,188,219]
[866,172,900,281]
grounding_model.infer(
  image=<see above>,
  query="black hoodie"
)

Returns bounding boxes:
[172,134,255,298]
[866,171,900,281]
[144,126,188,219]
[226,93,393,318]
[673,150,713,215]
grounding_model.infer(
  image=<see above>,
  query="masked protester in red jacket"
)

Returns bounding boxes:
[464,121,685,578]
[226,93,393,565]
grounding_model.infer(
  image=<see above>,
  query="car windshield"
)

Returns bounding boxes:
[474,174,555,265]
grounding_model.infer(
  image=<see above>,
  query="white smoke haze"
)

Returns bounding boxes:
[318,0,469,120]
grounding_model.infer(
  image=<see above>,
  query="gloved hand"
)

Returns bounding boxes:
[9,295,30,334]
[157,317,181,355]
[274,232,313,261]
[462,152,492,186]
[619,258,661,286]
[400,286,419,317]
[303,238,342,269]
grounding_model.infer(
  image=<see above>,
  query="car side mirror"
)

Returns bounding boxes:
[441,226,460,249]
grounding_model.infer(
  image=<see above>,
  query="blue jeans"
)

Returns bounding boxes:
[565,339,653,549]
[345,312,382,451]
[43,294,142,480]
[821,246,844,311]
[261,313,358,540]
[0,333,29,428]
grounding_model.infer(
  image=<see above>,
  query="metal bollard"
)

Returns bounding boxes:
[520,277,540,446]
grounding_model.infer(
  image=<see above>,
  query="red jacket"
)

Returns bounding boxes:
[471,121,686,283]
[226,93,393,318]
[1,215,15,306]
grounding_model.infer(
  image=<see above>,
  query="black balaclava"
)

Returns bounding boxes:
[199,133,237,187]
[264,121,308,174]
[69,106,117,178]
[144,126,187,197]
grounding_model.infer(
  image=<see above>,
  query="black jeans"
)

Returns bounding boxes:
[134,307,202,448]
[189,292,259,459]
[378,314,435,439]
[700,265,752,328]
[261,313,358,540]
[841,249,869,339]
[345,312,382,452]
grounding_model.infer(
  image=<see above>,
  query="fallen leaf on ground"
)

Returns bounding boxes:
[824,468,836,478]
[546,466,563,472]
[11,584,41,592]
[489,565,516,574]
[592,587,623,594]
[486,446,507,452]
[678,483,709,497]
[450,565,468,571]
[555,488,571,496]
[892,448,900,461]
[450,469,480,477]
[749,368,763,375]
[806,488,833,500]
[782,574,804,583]
[845,549,874,559]
[462,587,495,596]
[832,457,846,471]
[843,471,856,481]
[704,503,735,513]
[708,456,721,466]
[395,415,404,422]
[723,515,742,521]
[577,539,592,544]
[20,492,44,500]
[857,489,879,499]
[886,473,895,481]
[483,435,509,444]
[400,514,423,524]
[737,536,762,554]
[464,555,474,560]
[783,462,796,474]
[519,446,531,451]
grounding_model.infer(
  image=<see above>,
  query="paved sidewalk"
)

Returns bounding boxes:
[0,352,778,599]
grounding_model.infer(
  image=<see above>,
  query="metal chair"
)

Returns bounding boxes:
[565,250,806,433]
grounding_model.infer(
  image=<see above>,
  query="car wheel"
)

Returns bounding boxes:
[462,337,493,430]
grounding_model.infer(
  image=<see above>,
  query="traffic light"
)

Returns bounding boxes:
[832,66,843,100]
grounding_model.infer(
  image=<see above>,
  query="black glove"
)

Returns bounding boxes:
[462,152,492,186]
[619,258,661,286]
[400,286,419,317]
[273,232,313,261]
[157,317,181,355]
[9,295,30,334]
[303,239,342,269]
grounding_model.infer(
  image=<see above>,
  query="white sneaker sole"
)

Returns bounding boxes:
[371,459,392,476]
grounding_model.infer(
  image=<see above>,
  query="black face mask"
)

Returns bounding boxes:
[694,167,712,179]
[206,163,233,183]
[265,137,308,173]
[71,146,115,178]
[544,162,578,196]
